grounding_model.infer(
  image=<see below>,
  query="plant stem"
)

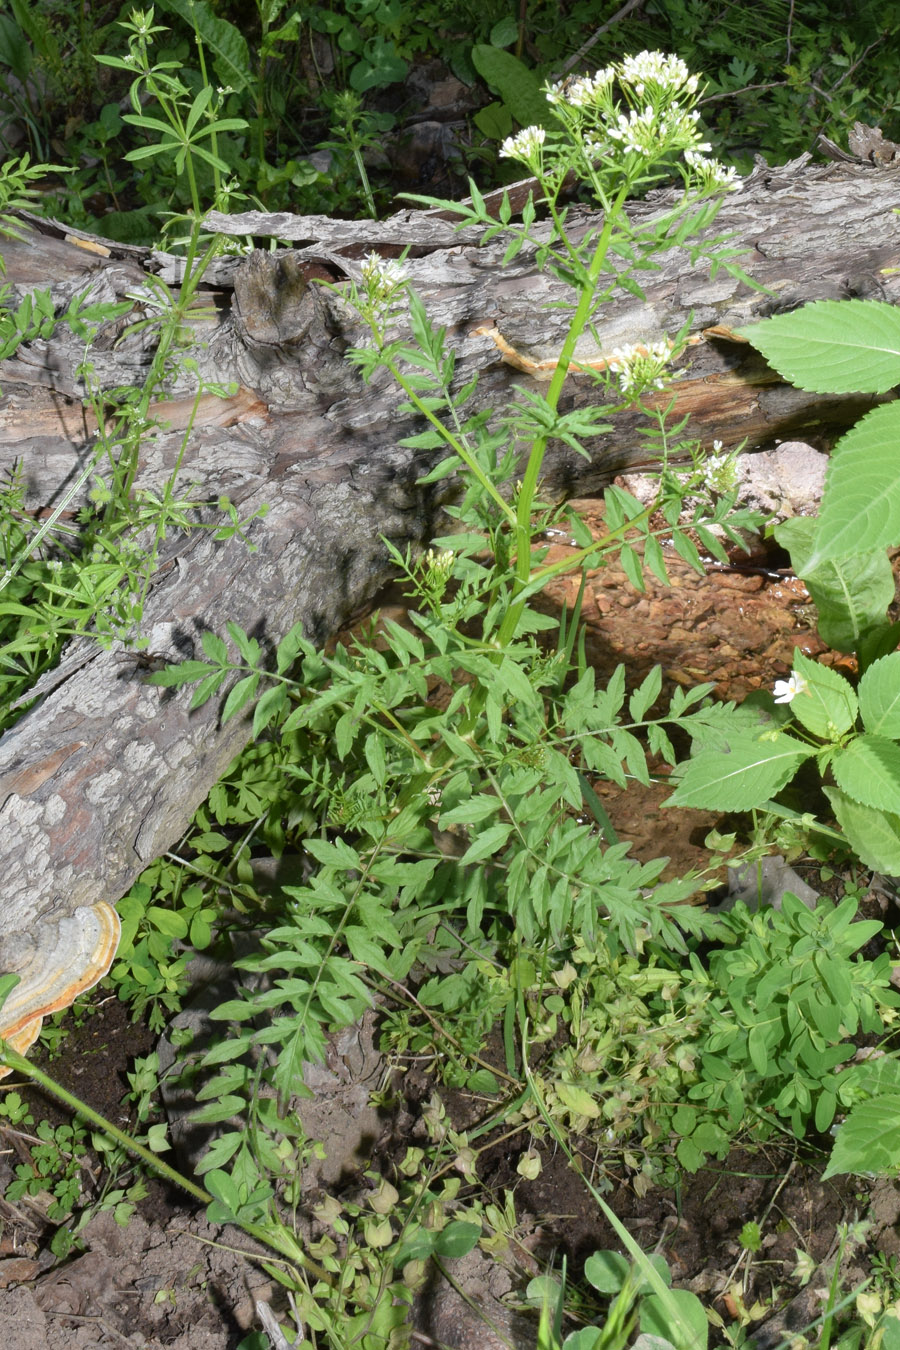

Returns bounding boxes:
[0,1040,333,1285]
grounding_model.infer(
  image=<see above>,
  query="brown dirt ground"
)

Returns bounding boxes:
[2,503,899,1349]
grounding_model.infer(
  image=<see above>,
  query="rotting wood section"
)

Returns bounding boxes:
[1,152,900,1009]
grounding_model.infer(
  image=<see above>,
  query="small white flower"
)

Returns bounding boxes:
[773,672,809,703]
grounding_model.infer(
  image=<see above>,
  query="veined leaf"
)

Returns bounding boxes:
[798,404,900,567]
[737,300,900,394]
[789,651,858,737]
[831,734,900,813]
[776,517,894,653]
[824,787,900,872]
[158,0,252,91]
[824,1093,900,1179]
[859,652,900,737]
[471,45,552,129]
[664,731,812,810]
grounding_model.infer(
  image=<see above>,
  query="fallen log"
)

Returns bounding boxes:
[2,150,900,1046]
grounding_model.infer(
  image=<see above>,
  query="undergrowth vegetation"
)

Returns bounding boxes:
[4,6,900,1350]
[0,0,896,236]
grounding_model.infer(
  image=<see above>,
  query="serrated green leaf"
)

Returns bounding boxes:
[824,787,900,872]
[158,0,252,90]
[823,1093,900,1179]
[222,672,259,723]
[470,45,551,128]
[799,403,900,566]
[664,731,811,810]
[194,1131,243,1175]
[859,652,900,737]
[189,1094,246,1125]
[737,300,900,394]
[458,822,512,864]
[252,682,287,737]
[629,666,662,722]
[789,651,858,736]
[831,735,900,813]
[776,517,894,652]
[438,794,502,827]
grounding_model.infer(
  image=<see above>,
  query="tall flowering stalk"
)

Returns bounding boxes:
[343,51,744,655]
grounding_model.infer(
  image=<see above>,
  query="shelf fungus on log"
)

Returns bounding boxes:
[0,900,121,1078]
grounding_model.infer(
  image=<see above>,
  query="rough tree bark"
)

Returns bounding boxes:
[1,152,899,1032]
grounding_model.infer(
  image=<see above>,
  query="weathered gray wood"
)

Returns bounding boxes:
[2,153,900,996]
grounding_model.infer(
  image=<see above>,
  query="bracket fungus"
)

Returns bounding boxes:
[0,900,121,1078]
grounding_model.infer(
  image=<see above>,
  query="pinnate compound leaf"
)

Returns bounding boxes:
[859,652,900,737]
[799,403,900,567]
[824,787,900,872]
[823,1094,900,1179]
[737,300,900,394]
[789,651,858,736]
[831,735,900,813]
[664,732,811,810]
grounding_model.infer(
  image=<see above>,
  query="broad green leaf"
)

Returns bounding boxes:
[789,651,858,737]
[555,1081,601,1118]
[831,734,900,813]
[583,1250,631,1294]
[737,300,900,393]
[640,1289,708,1350]
[823,1093,900,1178]
[776,517,894,652]
[158,0,252,91]
[859,652,900,737]
[797,403,900,567]
[471,45,551,128]
[350,36,407,92]
[432,1221,481,1258]
[146,906,188,938]
[824,786,900,872]
[664,732,812,810]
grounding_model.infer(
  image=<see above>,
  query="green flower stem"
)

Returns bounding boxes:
[384,358,516,526]
[498,182,632,651]
[0,1040,333,1286]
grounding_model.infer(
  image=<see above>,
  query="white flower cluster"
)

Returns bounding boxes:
[423,547,454,577]
[361,251,407,299]
[605,340,673,393]
[498,125,546,164]
[683,148,741,191]
[545,68,615,109]
[619,51,699,99]
[606,105,663,157]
